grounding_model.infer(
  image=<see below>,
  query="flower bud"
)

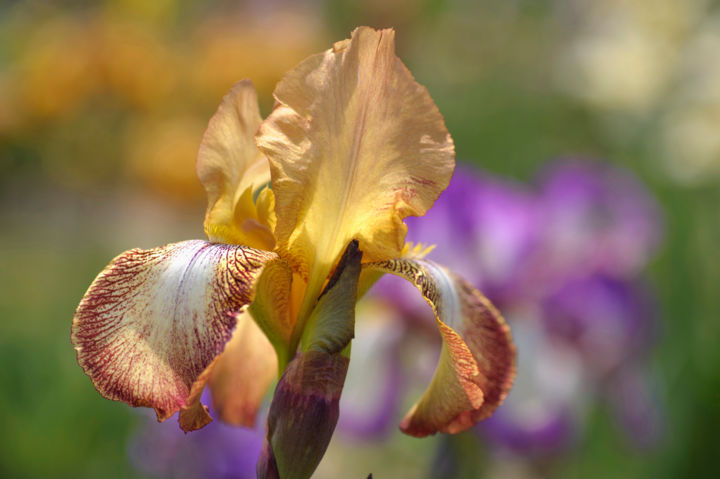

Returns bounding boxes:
[257,351,349,479]
[257,240,361,478]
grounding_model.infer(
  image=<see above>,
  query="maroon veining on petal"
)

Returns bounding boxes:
[71,240,276,423]
[367,258,516,438]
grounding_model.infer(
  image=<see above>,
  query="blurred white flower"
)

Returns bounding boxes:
[557,0,703,112]
[658,14,720,183]
[557,0,720,183]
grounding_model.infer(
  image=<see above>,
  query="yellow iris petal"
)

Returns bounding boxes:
[197,79,275,250]
[256,27,455,306]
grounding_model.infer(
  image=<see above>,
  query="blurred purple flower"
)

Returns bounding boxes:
[535,160,662,280]
[405,166,541,298]
[341,159,663,457]
[129,390,265,479]
[608,365,663,448]
[542,274,656,375]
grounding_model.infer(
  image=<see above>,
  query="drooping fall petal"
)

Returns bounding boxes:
[72,240,278,426]
[208,312,278,427]
[256,26,454,296]
[197,80,276,250]
[366,258,516,437]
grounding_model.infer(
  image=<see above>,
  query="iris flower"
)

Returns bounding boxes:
[72,27,515,477]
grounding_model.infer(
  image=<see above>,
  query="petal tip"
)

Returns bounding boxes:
[178,402,213,433]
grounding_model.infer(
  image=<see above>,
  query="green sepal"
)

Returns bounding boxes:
[301,240,363,354]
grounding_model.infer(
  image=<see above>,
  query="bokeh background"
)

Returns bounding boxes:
[1,0,719,477]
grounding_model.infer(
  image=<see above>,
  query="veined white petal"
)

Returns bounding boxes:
[72,240,277,424]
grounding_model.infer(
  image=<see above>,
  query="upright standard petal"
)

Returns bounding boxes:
[72,240,278,426]
[256,26,455,288]
[366,258,516,437]
[197,80,276,250]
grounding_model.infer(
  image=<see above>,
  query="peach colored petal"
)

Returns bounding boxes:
[208,312,278,427]
[366,258,516,437]
[72,240,277,426]
[197,80,275,250]
[256,27,454,308]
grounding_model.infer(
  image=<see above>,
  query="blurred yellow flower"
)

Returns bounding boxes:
[190,11,325,103]
[97,16,177,110]
[125,115,206,199]
[15,17,99,120]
